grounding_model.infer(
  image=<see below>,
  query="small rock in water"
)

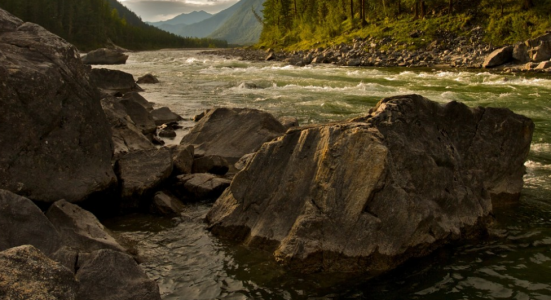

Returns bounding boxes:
[137,73,159,84]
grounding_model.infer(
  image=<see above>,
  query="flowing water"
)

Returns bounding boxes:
[102,49,551,300]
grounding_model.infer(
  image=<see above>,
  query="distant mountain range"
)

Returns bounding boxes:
[148,11,212,27]
[150,0,265,45]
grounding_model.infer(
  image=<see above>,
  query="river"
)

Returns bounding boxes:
[102,49,551,300]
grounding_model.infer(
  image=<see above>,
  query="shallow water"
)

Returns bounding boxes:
[103,49,551,299]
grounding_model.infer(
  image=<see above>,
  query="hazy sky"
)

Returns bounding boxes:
[119,0,239,22]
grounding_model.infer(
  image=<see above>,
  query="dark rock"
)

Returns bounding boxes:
[0,190,63,256]
[278,116,299,129]
[483,46,513,68]
[150,134,165,145]
[159,126,177,138]
[175,173,231,201]
[192,155,230,175]
[101,97,155,157]
[81,48,128,65]
[116,149,173,209]
[0,245,78,300]
[90,68,143,93]
[234,153,255,171]
[180,107,286,162]
[119,98,157,134]
[0,9,116,203]
[535,61,551,70]
[136,73,159,84]
[122,91,154,111]
[193,110,208,122]
[150,191,184,216]
[151,107,183,126]
[46,200,125,252]
[76,249,161,300]
[266,53,275,61]
[172,144,195,175]
[51,246,79,273]
[207,95,533,273]
[238,82,258,89]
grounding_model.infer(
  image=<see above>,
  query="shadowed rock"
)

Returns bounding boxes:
[46,200,126,252]
[137,73,159,84]
[0,9,116,203]
[150,191,184,216]
[0,245,78,300]
[192,155,230,175]
[175,173,231,201]
[76,249,161,300]
[119,98,157,134]
[90,68,143,94]
[0,190,63,256]
[172,144,195,175]
[151,107,183,126]
[207,95,534,273]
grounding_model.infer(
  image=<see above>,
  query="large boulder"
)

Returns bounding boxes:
[46,200,126,252]
[76,249,161,300]
[119,98,157,134]
[0,9,116,203]
[122,91,154,111]
[81,48,129,65]
[0,190,63,256]
[175,173,231,201]
[192,155,230,175]
[150,106,182,126]
[116,149,173,209]
[180,107,286,162]
[207,95,534,273]
[171,144,195,175]
[90,68,143,94]
[0,245,78,300]
[483,46,513,68]
[101,97,155,157]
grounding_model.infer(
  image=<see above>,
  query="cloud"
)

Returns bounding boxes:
[119,0,239,21]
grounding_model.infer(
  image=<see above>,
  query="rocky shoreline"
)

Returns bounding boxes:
[0,7,537,299]
[204,28,551,74]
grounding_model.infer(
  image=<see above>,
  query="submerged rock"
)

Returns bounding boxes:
[81,48,129,65]
[180,107,286,162]
[0,245,78,300]
[0,8,116,203]
[207,95,533,273]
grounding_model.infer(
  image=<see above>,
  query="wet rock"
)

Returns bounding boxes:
[192,155,230,175]
[101,97,155,157]
[122,91,154,111]
[193,111,207,122]
[159,126,177,138]
[175,174,231,201]
[137,73,159,84]
[172,144,195,175]
[151,107,183,126]
[0,9,116,203]
[90,68,143,95]
[116,149,173,209]
[237,82,258,89]
[234,153,255,171]
[46,200,125,252]
[76,249,161,300]
[150,191,184,216]
[0,190,63,256]
[0,245,78,300]
[180,107,286,162]
[278,116,299,129]
[207,94,533,273]
[119,98,157,134]
[81,48,128,65]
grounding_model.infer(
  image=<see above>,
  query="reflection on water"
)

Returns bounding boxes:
[104,50,551,299]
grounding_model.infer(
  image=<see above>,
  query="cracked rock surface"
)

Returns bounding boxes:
[207,94,534,273]
[0,8,116,203]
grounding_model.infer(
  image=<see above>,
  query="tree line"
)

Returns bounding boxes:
[260,0,551,48]
[0,0,228,51]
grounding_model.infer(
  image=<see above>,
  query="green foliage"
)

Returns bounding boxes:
[259,0,551,50]
[0,0,228,51]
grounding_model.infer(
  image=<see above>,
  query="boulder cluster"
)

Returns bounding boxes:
[0,7,537,299]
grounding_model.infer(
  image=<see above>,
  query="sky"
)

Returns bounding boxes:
[119,0,240,22]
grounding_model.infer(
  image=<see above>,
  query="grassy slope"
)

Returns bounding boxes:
[207,0,265,45]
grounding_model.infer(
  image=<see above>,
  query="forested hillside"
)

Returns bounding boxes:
[208,0,265,45]
[0,0,228,51]
[259,0,551,50]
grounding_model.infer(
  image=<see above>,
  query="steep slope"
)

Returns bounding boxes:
[175,0,245,38]
[207,0,264,45]
[106,0,148,28]
[150,11,212,27]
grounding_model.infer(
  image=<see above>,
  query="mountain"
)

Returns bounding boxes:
[0,0,228,50]
[207,0,264,45]
[174,1,245,38]
[149,11,212,27]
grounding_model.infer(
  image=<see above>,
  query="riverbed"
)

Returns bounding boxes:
[103,49,551,300]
